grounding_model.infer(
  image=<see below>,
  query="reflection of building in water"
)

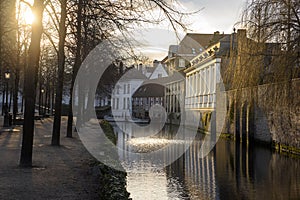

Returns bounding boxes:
[113,121,300,199]
[114,122,133,161]
[166,141,217,200]
[215,140,300,199]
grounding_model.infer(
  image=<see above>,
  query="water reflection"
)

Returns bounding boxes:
[112,122,300,200]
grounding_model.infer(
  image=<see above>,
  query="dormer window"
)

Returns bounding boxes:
[192,48,196,54]
[179,59,185,68]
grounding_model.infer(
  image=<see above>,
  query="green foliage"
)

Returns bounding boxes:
[95,120,131,199]
[100,120,117,145]
[93,163,131,200]
[220,133,234,139]
[229,102,235,124]
[201,112,212,132]
[272,141,300,157]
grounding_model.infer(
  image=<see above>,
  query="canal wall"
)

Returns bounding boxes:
[218,79,300,150]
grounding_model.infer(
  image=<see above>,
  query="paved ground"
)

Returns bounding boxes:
[0,117,101,200]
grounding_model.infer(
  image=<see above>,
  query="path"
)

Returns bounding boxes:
[0,117,101,200]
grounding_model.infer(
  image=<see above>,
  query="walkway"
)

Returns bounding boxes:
[0,117,101,200]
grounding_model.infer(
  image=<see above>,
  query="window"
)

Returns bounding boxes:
[123,98,126,109]
[124,84,126,94]
[158,73,162,78]
[116,98,119,109]
[127,97,130,109]
[127,84,130,94]
[179,59,185,68]
[112,98,115,109]
[192,48,196,54]
[116,85,120,94]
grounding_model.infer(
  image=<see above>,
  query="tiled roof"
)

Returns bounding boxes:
[118,68,147,81]
[143,72,185,86]
[177,33,230,55]
[132,83,165,97]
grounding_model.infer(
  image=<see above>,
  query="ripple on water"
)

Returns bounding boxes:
[126,137,190,153]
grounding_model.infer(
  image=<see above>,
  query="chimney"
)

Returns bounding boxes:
[138,63,143,71]
[153,60,159,68]
[230,29,236,52]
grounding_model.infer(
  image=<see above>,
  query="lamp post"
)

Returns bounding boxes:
[4,69,11,127]
[41,88,45,115]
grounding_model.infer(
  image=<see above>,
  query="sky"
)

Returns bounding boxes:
[179,0,247,33]
[136,0,247,61]
[20,0,247,62]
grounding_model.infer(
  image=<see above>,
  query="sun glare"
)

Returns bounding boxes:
[24,10,35,24]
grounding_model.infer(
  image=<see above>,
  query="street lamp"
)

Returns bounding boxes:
[3,68,11,127]
[41,88,45,115]
[4,70,10,79]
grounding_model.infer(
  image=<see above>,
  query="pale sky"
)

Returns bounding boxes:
[180,0,246,33]
[135,0,247,61]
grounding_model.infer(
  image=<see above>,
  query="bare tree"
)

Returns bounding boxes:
[241,0,300,82]
[51,0,67,146]
[20,0,45,167]
[63,0,200,138]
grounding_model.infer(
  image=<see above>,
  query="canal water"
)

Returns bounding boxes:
[112,122,300,200]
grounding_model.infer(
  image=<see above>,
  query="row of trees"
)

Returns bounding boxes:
[2,0,298,167]
[0,0,197,167]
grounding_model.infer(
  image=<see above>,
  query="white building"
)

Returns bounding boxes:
[185,53,220,110]
[184,35,230,111]
[162,32,222,124]
[111,62,168,121]
[111,68,147,120]
[149,63,169,79]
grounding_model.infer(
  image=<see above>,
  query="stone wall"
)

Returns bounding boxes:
[217,79,300,148]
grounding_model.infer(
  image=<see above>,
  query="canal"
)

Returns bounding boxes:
[112,122,300,200]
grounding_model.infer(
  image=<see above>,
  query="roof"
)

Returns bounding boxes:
[132,83,165,97]
[177,32,230,56]
[118,68,147,82]
[143,72,185,86]
[161,56,168,63]
[145,66,155,73]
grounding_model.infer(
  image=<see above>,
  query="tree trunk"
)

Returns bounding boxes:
[67,0,83,138]
[51,0,67,146]
[38,83,42,115]
[1,88,4,115]
[13,68,20,123]
[20,0,44,167]
[46,83,50,114]
[51,86,55,115]
[67,80,74,138]
[9,86,12,112]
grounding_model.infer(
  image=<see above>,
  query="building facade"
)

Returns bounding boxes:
[111,68,147,120]
[111,61,168,121]
[163,32,225,124]
[131,62,169,119]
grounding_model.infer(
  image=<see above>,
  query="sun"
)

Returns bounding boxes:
[23,9,35,24]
